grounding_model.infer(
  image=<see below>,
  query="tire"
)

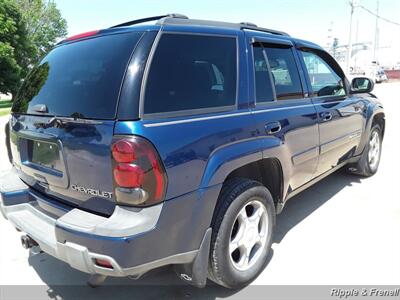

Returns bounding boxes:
[348,124,382,177]
[208,178,275,288]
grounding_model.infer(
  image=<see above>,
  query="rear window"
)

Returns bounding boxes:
[143,33,237,115]
[12,32,143,119]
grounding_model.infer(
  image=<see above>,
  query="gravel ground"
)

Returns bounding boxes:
[0,83,399,299]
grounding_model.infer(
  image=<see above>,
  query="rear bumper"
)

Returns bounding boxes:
[0,168,219,278]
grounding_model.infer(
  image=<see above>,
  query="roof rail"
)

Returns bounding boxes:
[240,22,258,27]
[158,17,290,37]
[240,23,290,37]
[110,14,188,28]
[109,15,290,37]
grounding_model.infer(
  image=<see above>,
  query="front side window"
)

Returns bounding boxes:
[301,50,346,97]
[144,33,237,115]
[264,46,303,100]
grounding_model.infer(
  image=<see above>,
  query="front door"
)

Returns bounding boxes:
[298,48,365,176]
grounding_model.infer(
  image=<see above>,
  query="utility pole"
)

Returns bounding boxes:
[327,21,333,54]
[346,0,358,75]
[354,20,359,70]
[373,0,380,62]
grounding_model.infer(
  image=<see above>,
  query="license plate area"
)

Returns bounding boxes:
[28,140,62,172]
[16,131,69,188]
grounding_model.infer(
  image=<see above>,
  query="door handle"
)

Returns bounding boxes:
[320,112,332,122]
[265,121,282,135]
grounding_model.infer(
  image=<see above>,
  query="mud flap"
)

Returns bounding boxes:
[174,228,211,288]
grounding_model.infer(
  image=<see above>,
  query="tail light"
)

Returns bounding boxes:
[111,136,167,206]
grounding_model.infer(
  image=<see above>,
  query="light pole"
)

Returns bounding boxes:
[373,0,380,62]
[346,0,358,75]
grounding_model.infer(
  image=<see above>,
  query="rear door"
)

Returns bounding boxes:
[298,48,365,176]
[10,31,144,215]
[247,34,319,191]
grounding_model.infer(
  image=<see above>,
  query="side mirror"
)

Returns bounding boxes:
[350,77,374,94]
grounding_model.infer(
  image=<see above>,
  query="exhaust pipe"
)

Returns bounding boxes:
[21,235,38,249]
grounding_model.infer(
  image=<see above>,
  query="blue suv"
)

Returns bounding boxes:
[1,14,385,288]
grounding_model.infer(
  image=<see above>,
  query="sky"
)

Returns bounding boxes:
[54,0,400,66]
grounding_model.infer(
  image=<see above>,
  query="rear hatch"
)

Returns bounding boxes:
[10,31,144,216]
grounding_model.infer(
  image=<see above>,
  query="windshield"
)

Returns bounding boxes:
[12,32,143,119]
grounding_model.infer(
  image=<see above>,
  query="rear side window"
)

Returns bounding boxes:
[13,32,143,119]
[264,46,303,100]
[253,44,274,102]
[144,33,237,115]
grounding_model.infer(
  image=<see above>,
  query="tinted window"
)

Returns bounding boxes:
[264,46,303,100]
[301,50,345,97]
[144,34,237,115]
[13,32,142,119]
[253,45,274,102]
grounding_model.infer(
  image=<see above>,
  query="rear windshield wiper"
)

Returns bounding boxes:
[32,104,103,127]
[35,116,103,129]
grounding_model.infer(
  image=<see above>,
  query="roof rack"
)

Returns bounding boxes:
[110,13,188,28]
[158,17,290,37]
[109,14,290,37]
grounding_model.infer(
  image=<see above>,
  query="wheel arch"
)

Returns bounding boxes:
[357,103,385,156]
[223,158,284,207]
[200,137,288,227]
[371,112,385,138]
[208,157,284,228]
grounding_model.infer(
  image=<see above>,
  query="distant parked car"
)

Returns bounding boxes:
[350,65,387,84]
[375,69,388,83]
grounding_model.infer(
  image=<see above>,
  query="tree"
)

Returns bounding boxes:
[0,0,67,98]
[12,62,49,112]
[0,0,31,96]
[16,0,67,65]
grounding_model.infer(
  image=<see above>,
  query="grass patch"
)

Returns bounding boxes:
[0,108,11,117]
[0,100,13,109]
